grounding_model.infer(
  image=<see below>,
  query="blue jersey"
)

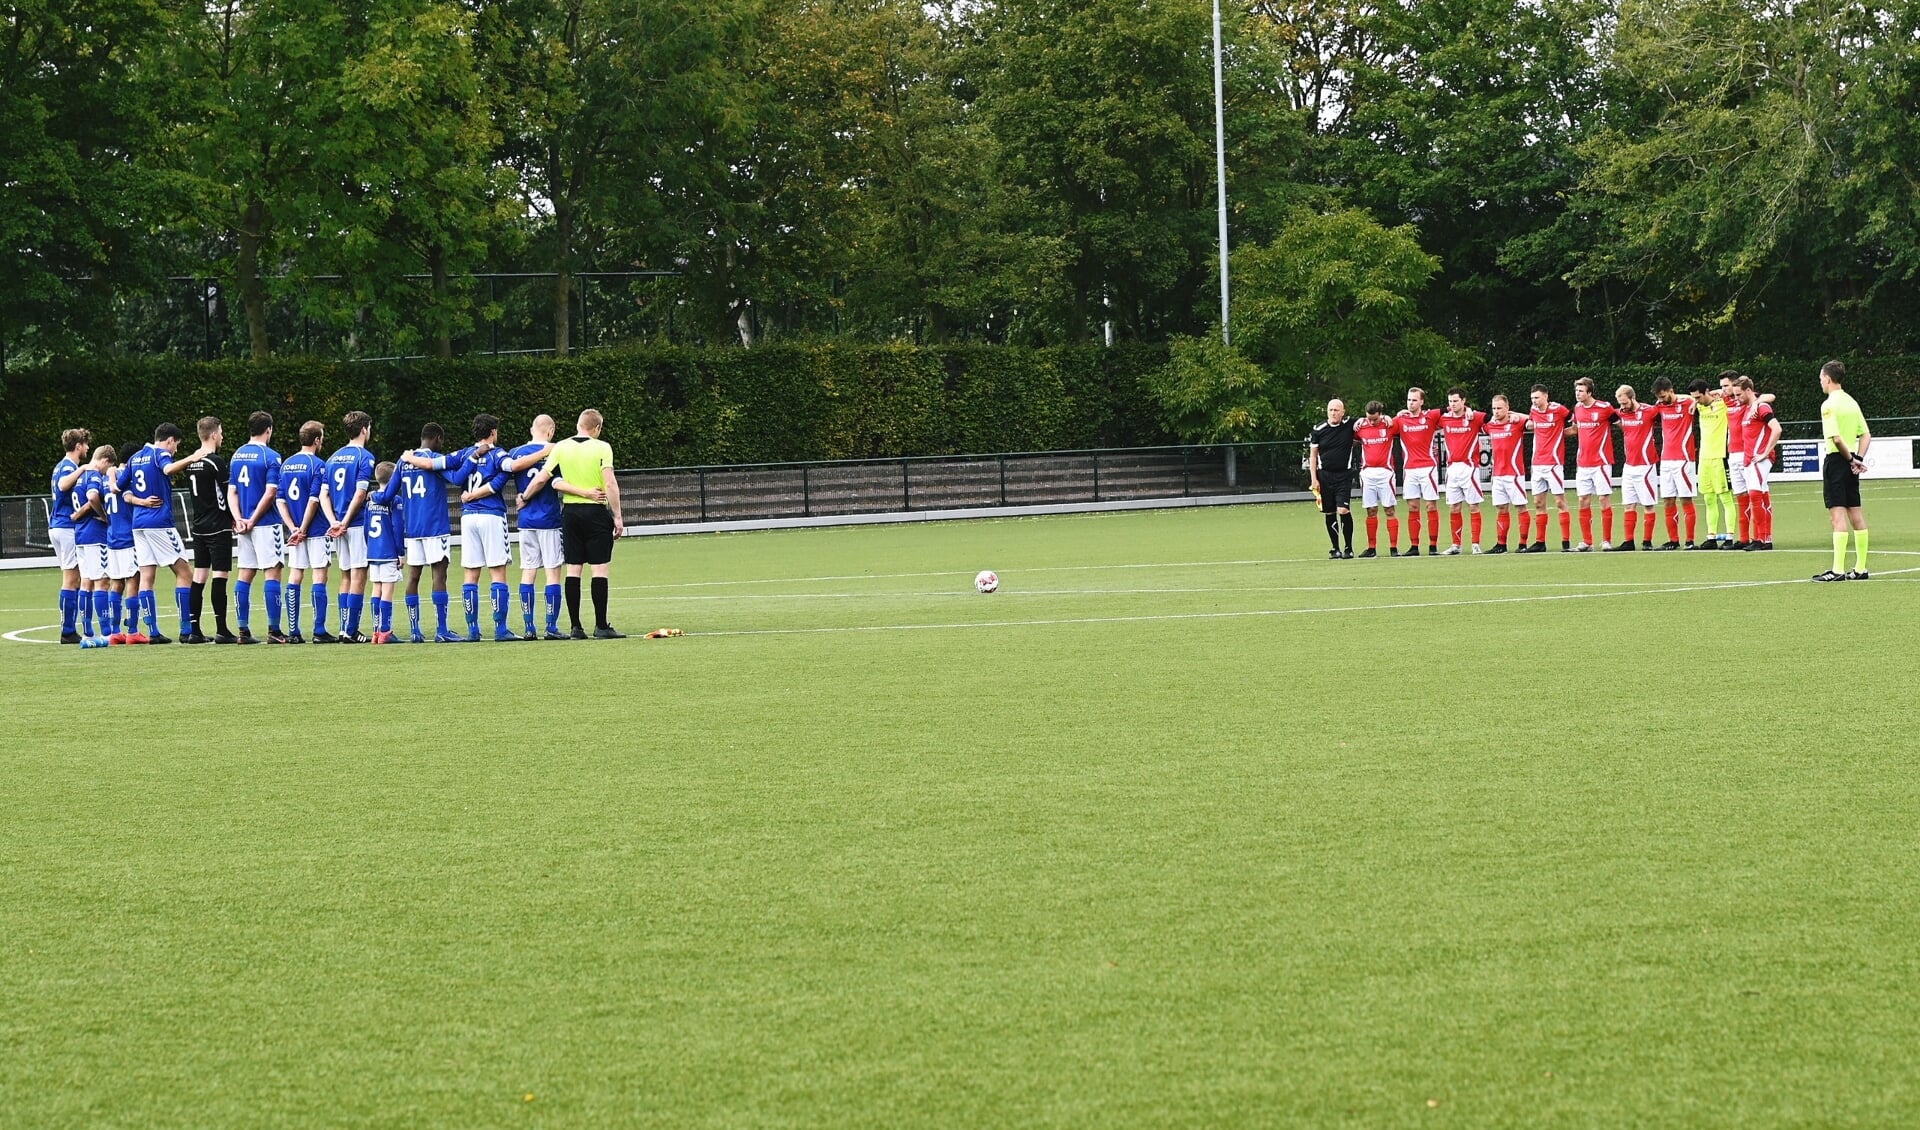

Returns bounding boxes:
[228,442,283,522]
[105,477,134,550]
[117,444,176,530]
[366,477,403,561]
[279,451,325,531]
[396,448,455,539]
[322,445,376,529]
[49,457,80,529]
[73,469,110,545]
[454,446,510,517]
[510,442,561,530]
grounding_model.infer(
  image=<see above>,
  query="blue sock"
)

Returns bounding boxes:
[59,589,77,635]
[338,592,351,634]
[382,599,395,634]
[234,580,252,631]
[519,582,536,632]
[545,584,562,632]
[433,590,450,634]
[492,582,509,633]
[312,582,329,633]
[348,592,365,636]
[264,579,281,631]
[142,590,159,634]
[77,591,93,636]
[462,583,480,636]
[93,591,112,635]
[109,591,124,634]
[175,587,192,636]
[406,594,421,638]
[286,582,303,634]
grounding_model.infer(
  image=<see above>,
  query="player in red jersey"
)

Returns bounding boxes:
[1722,372,1753,547]
[1395,387,1445,555]
[1522,384,1573,552]
[1353,401,1402,556]
[1570,377,1618,551]
[1737,376,1780,549]
[1651,377,1699,549]
[1483,395,1530,553]
[1610,384,1660,551]
[1438,387,1487,554]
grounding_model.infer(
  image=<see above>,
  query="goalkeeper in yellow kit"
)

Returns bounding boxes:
[1691,377,1736,548]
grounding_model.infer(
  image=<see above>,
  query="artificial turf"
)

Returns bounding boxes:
[3,480,1918,1127]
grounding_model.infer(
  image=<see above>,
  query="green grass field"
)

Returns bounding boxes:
[5,481,1919,1127]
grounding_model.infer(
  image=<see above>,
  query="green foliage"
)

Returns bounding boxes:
[0,344,1171,493]
[1147,335,1284,445]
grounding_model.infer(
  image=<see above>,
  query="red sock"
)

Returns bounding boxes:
[1366,514,1379,547]
[1602,507,1614,543]
[1451,510,1463,546]
[1519,511,1533,544]
[1625,511,1638,542]
[1683,501,1696,541]
[1737,494,1751,540]
[1755,494,1772,540]
[1428,507,1439,548]
[1559,510,1572,543]
[1470,511,1482,544]
[1387,517,1400,549]
[1580,509,1594,544]
[1498,511,1511,545]
[1664,503,1679,541]
[1408,510,1421,546]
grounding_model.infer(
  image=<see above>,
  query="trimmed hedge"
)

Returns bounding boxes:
[0,343,1171,494]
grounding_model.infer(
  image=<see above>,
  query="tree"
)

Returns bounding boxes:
[1147,333,1281,484]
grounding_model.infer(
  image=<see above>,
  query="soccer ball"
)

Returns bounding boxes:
[974,570,999,594]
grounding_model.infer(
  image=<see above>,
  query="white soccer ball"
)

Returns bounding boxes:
[974,570,999,594]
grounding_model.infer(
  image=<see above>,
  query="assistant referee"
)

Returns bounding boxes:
[544,408,626,637]
[1309,399,1358,558]
[1813,361,1871,583]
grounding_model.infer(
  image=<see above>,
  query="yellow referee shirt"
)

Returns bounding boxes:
[1820,390,1867,455]
[545,435,615,503]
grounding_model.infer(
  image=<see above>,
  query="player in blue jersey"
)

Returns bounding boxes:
[277,421,330,643]
[365,462,405,643]
[50,428,92,643]
[506,415,562,639]
[446,414,517,641]
[70,447,116,643]
[226,411,286,643]
[319,411,378,643]
[102,447,142,642]
[117,422,217,644]
[395,423,460,643]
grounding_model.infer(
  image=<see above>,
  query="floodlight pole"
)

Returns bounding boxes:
[1212,0,1230,347]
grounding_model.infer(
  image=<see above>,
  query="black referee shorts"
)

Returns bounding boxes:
[1822,452,1863,509]
[562,505,616,566]
[193,529,234,572]
[1317,472,1352,514]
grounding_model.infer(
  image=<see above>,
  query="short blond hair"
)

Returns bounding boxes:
[578,408,604,433]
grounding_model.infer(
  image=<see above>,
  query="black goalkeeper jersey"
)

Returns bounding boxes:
[184,452,232,537]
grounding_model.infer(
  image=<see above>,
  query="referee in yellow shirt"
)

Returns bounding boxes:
[1813,361,1871,583]
[540,408,626,637]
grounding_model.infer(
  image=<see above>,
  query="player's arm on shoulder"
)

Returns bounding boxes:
[505,444,555,474]
[56,463,85,491]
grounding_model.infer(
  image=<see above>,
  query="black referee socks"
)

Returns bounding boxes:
[591,577,610,631]
[1340,512,1354,552]
[1324,512,1341,550]
[564,576,583,631]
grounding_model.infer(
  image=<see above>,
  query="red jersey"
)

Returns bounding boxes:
[1395,408,1443,470]
[1725,397,1749,457]
[1743,400,1777,461]
[1528,402,1571,467]
[1573,401,1618,467]
[1655,397,1696,462]
[1439,409,1486,465]
[1355,419,1397,469]
[1485,414,1528,478]
[1617,404,1659,466]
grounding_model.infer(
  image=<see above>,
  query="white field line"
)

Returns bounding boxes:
[613,580,1789,601]
[2,624,59,644]
[693,568,1920,638]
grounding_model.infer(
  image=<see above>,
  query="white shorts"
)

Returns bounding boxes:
[1444,462,1484,505]
[107,546,137,581]
[333,527,369,571]
[406,535,451,567]
[133,527,188,568]
[519,527,564,570]
[77,542,110,582]
[1575,466,1613,498]
[1529,464,1565,496]
[461,514,511,569]
[1359,468,1397,509]
[236,524,283,571]
[1658,460,1697,499]
[286,532,332,571]
[1729,453,1749,494]
[1621,465,1658,507]
[1401,467,1441,502]
[50,527,78,569]
[1491,476,1528,507]
[1745,457,1771,494]
[368,560,401,585]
